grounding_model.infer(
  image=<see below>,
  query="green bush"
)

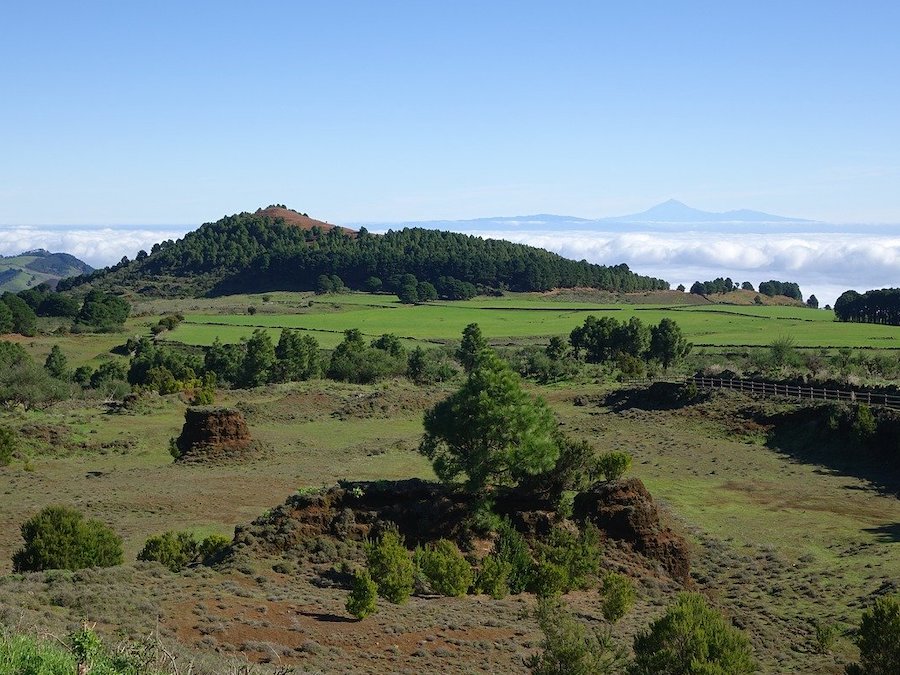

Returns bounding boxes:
[493,519,533,594]
[601,572,636,623]
[198,534,231,561]
[346,568,378,619]
[366,529,415,604]
[630,592,756,674]
[533,524,603,593]
[138,531,229,571]
[526,596,627,675]
[0,426,17,466]
[596,451,632,481]
[845,594,900,674]
[414,539,473,597]
[12,506,123,572]
[530,559,568,598]
[475,553,512,599]
[138,531,198,571]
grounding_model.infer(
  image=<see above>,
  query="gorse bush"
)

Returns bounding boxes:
[346,568,378,619]
[13,506,123,572]
[365,529,415,604]
[629,592,755,674]
[413,539,473,597]
[601,572,636,623]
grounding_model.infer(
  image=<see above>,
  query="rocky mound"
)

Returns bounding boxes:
[573,477,691,583]
[254,206,356,235]
[232,478,690,583]
[175,407,255,462]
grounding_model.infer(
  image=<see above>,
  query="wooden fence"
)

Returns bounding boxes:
[622,376,900,410]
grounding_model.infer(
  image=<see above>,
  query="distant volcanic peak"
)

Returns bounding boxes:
[254,206,357,234]
[606,199,813,224]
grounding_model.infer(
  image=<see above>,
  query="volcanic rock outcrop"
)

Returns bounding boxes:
[175,407,254,462]
[573,477,691,582]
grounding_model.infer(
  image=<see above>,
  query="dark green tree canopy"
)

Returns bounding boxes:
[419,349,559,492]
[834,288,900,325]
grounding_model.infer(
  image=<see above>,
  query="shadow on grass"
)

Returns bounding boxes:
[603,382,708,412]
[765,411,900,498]
[863,522,900,543]
[298,611,357,623]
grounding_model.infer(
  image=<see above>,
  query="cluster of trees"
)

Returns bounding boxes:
[0,284,130,336]
[688,277,803,301]
[689,277,742,295]
[834,288,900,325]
[60,211,670,297]
[569,316,691,370]
[758,280,802,301]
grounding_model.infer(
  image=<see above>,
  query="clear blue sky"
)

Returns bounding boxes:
[2,1,899,225]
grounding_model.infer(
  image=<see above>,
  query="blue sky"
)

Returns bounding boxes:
[2,1,899,225]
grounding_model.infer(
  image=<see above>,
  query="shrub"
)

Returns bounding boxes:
[0,426,17,466]
[530,559,568,598]
[596,451,632,481]
[533,524,602,593]
[601,572,636,623]
[852,404,877,441]
[138,531,230,571]
[346,568,378,619]
[414,539,473,597]
[846,594,900,674]
[12,506,123,572]
[475,553,512,599]
[526,596,627,675]
[811,619,837,654]
[493,519,533,594]
[138,531,198,571]
[630,592,756,674]
[198,534,231,561]
[366,529,415,604]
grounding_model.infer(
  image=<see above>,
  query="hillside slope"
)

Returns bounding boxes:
[0,249,93,292]
[60,207,670,298]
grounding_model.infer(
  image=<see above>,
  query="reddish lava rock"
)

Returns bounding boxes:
[175,407,254,462]
[573,477,691,583]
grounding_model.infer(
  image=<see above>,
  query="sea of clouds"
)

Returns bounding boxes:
[1,223,897,306]
[461,228,900,306]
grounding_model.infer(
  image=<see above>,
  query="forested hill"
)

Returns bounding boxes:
[60,209,669,297]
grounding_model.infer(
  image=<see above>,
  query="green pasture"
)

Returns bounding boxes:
[165,293,899,350]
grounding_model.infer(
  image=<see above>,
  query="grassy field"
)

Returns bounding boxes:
[2,289,898,673]
[162,291,900,350]
[0,378,894,672]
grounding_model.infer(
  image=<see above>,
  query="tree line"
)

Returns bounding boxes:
[0,285,129,336]
[689,277,803,301]
[59,210,670,297]
[834,288,900,325]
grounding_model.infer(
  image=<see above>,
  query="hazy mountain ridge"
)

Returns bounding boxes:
[0,249,93,293]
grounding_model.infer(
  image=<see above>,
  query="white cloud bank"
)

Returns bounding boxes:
[0,225,192,268]
[1,223,897,306]
[443,229,900,306]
